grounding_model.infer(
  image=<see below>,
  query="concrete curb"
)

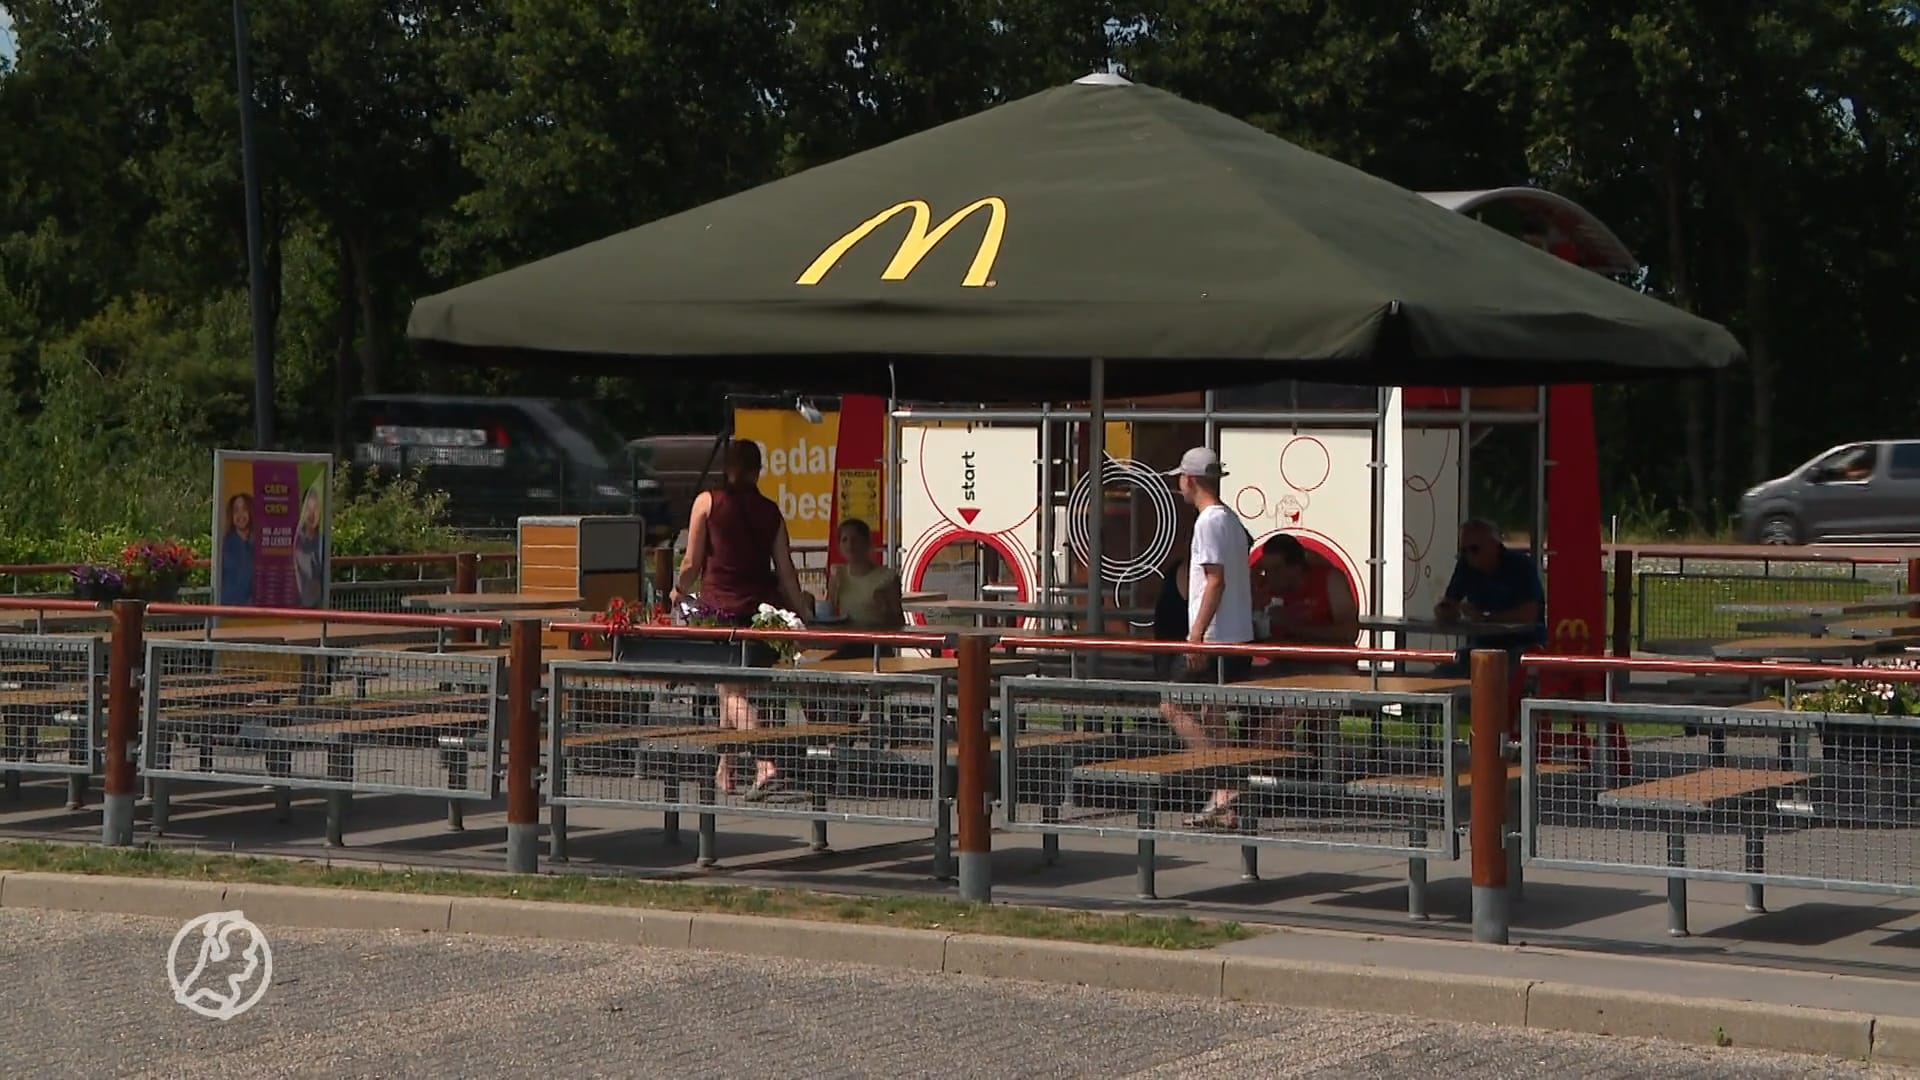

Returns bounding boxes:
[0,870,1907,1065]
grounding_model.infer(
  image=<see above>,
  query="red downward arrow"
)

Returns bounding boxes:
[957,507,981,526]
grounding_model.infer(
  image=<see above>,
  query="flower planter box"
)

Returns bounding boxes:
[611,636,778,668]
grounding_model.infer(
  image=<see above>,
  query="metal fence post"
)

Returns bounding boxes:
[1907,558,1920,619]
[1470,647,1510,944]
[102,599,146,846]
[955,634,992,902]
[506,618,540,873]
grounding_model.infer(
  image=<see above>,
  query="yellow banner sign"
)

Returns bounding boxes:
[732,408,841,545]
[796,198,1006,287]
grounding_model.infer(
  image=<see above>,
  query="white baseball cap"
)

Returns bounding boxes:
[1165,447,1227,479]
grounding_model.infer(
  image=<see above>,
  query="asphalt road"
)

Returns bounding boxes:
[0,908,1906,1079]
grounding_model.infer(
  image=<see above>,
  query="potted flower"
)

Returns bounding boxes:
[1782,661,1920,764]
[749,603,807,666]
[598,597,739,664]
[70,564,125,603]
[121,540,196,601]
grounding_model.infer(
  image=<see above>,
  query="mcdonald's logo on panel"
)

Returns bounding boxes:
[796,198,1006,287]
[1554,618,1590,643]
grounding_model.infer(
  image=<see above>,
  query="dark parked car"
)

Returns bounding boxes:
[1737,440,1920,544]
[348,395,669,531]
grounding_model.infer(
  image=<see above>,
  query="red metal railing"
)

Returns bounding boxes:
[145,601,505,633]
[0,597,115,614]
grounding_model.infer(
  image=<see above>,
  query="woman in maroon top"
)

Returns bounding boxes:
[671,440,812,798]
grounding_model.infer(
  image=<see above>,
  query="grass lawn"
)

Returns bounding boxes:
[0,841,1256,951]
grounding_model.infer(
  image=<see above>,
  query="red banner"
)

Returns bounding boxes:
[1539,383,1606,698]
[826,393,887,567]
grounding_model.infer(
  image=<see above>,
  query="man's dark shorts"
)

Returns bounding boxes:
[1169,653,1254,685]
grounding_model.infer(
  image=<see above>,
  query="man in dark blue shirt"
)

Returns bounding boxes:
[1433,519,1545,676]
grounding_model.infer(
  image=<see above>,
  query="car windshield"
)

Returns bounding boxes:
[547,400,631,467]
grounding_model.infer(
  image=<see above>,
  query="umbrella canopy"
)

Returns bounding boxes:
[407,74,1742,401]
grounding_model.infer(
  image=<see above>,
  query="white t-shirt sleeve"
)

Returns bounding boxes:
[1190,508,1229,568]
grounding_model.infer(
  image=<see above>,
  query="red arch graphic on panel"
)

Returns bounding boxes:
[1249,530,1362,613]
[904,530,1031,627]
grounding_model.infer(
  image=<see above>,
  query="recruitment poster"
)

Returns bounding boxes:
[211,451,334,609]
[731,405,842,546]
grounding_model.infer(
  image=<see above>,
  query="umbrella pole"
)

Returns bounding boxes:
[1086,358,1106,676]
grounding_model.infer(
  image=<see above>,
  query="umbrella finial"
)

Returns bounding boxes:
[1075,71,1132,87]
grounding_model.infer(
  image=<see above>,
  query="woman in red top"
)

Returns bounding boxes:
[672,440,812,799]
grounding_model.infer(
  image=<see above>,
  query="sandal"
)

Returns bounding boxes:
[742,776,787,802]
[1183,801,1238,830]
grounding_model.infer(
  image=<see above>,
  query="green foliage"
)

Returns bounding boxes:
[4,0,1920,542]
[328,466,459,558]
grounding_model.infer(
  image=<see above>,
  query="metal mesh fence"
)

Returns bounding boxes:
[548,661,946,826]
[1522,698,1920,895]
[998,677,1460,857]
[1633,572,1880,648]
[0,633,103,777]
[140,641,505,799]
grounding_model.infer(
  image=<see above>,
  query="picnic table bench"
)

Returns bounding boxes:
[1597,765,1813,935]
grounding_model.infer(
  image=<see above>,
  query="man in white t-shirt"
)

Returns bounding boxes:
[1160,447,1253,827]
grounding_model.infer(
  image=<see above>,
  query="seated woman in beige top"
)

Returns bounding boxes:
[824,519,903,658]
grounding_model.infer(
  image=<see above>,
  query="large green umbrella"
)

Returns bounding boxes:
[406,74,1741,401]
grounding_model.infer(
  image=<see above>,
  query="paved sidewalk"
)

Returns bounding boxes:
[0,907,1903,1078]
[3,774,1919,1017]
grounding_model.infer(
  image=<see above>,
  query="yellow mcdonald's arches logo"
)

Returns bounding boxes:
[796,197,1006,287]
[1554,618,1591,642]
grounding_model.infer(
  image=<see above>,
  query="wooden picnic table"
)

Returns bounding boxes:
[406,592,583,613]
[105,623,445,649]
[800,656,1040,677]
[903,598,1154,623]
[1737,615,1920,639]
[1709,635,1892,661]
[1240,674,1471,695]
[0,609,111,631]
[1863,593,1920,606]
[1359,615,1534,640]
[1715,599,1918,618]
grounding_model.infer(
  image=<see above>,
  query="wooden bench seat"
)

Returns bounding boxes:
[936,730,1112,762]
[1075,747,1309,784]
[645,724,863,751]
[1599,767,1810,813]
[562,724,712,749]
[1348,762,1579,799]
[270,711,491,742]
[1240,675,1471,695]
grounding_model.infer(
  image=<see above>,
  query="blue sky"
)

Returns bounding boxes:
[1,7,14,65]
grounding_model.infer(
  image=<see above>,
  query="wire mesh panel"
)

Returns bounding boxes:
[140,641,505,799]
[1635,571,1879,646]
[548,661,945,826]
[998,677,1459,857]
[1522,698,1920,895]
[0,632,103,776]
[328,578,459,613]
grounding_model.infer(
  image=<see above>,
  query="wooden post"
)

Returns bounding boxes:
[955,635,992,901]
[1609,548,1634,658]
[505,618,540,873]
[102,598,146,846]
[1470,648,1510,944]
[1906,558,1919,619]
[455,552,480,642]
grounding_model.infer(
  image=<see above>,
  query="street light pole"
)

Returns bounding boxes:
[233,0,275,449]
